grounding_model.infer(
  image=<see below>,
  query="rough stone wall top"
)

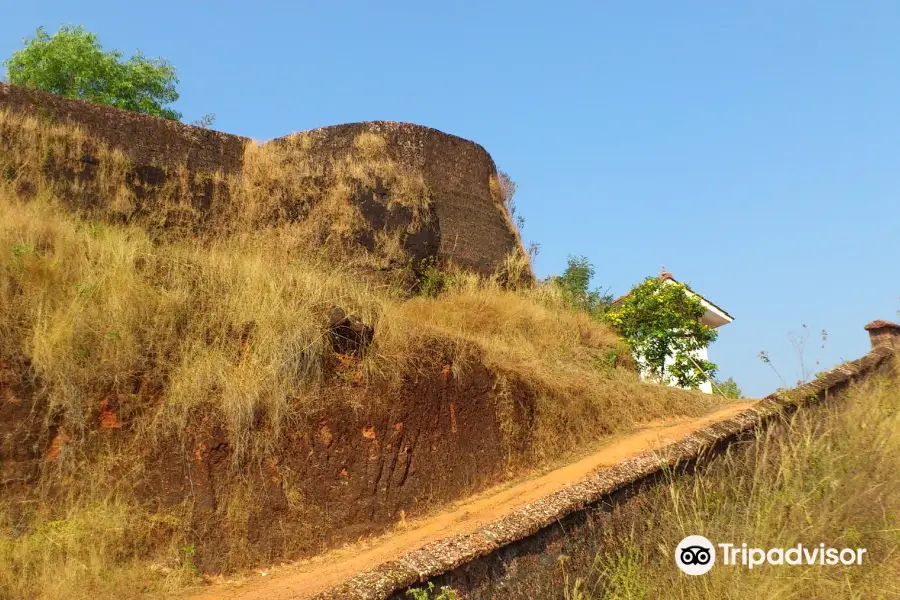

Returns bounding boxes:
[0,84,525,276]
[865,319,900,332]
[0,82,247,173]
[274,121,522,275]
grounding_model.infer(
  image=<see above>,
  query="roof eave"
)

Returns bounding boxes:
[609,275,734,322]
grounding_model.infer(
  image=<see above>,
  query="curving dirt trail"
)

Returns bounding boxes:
[187,400,756,600]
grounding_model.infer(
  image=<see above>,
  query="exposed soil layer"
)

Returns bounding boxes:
[139,350,517,572]
[185,401,755,599]
[1,344,599,574]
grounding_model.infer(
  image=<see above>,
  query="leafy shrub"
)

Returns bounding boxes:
[603,276,718,389]
[406,582,459,600]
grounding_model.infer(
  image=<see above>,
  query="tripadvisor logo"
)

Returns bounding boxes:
[675,536,867,575]
[676,535,716,575]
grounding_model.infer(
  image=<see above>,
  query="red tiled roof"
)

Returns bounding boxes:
[864,319,900,331]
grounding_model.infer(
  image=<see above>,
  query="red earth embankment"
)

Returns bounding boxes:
[187,401,756,600]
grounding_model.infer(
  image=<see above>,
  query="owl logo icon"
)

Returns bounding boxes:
[676,535,716,575]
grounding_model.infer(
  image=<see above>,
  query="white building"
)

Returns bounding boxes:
[613,270,733,394]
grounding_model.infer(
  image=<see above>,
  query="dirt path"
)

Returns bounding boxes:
[188,400,756,600]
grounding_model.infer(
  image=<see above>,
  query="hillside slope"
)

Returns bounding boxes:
[0,94,729,599]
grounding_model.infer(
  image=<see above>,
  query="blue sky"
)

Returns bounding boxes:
[3,1,898,397]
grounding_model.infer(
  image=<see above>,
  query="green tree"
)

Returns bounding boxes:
[603,276,718,388]
[713,376,742,399]
[4,25,181,120]
[547,255,612,317]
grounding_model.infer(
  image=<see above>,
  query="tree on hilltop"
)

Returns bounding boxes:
[3,25,182,121]
[546,255,613,318]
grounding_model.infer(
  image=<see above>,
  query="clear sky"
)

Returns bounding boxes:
[3,1,898,397]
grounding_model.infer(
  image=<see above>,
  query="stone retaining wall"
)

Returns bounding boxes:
[0,83,525,277]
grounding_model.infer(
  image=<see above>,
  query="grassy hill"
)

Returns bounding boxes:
[0,107,728,599]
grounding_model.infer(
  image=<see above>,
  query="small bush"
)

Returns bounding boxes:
[406,582,459,600]
[418,257,449,298]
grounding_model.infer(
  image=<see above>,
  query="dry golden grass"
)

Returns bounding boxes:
[0,191,390,459]
[0,449,197,600]
[0,501,184,600]
[1,191,716,461]
[563,368,900,599]
[232,130,430,265]
[0,106,721,458]
[0,189,725,599]
[0,108,730,599]
[0,109,431,272]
